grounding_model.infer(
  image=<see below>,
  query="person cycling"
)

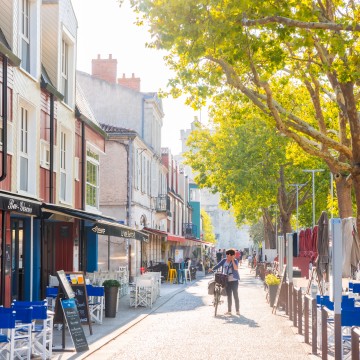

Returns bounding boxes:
[209,248,240,316]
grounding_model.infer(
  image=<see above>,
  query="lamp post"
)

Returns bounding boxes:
[290,184,306,233]
[303,169,324,227]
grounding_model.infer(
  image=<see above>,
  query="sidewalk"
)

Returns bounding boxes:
[51,273,205,359]
[51,265,317,360]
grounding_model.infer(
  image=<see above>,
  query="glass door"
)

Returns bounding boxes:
[11,219,24,300]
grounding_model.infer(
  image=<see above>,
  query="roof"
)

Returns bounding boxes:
[76,81,100,127]
[100,123,138,136]
[0,27,20,66]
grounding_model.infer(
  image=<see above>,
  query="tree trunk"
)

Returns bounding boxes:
[334,172,353,218]
[352,174,360,234]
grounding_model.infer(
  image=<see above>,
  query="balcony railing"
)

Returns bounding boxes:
[182,223,197,239]
[155,194,169,212]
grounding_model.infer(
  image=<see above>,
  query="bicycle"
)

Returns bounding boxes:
[213,281,223,316]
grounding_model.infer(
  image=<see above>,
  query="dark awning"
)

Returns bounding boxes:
[41,203,148,242]
[0,191,41,216]
[142,227,168,239]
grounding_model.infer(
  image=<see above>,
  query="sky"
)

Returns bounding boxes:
[71,0,204,155]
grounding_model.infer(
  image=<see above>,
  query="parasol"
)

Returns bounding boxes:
[316,211,329,281]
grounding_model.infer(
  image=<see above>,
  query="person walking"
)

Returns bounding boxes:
[209,248,240,316]
[216,249,223,263]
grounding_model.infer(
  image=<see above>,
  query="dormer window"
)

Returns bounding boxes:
[19,0,39,78]
[61,27,75,107]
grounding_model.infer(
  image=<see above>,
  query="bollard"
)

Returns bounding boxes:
[298,288,302,335]
[293,286,297,328]
[289,282,293,321]
[311,298,317,355]
[304,295,309,344]
[321,307,328,360]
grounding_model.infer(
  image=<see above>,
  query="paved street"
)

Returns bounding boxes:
[68,264,319,360]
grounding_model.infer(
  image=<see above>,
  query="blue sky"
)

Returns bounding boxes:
[71,0,204,155]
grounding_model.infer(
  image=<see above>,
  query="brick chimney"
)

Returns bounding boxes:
[91,54,117,84]
[117,73,141,91]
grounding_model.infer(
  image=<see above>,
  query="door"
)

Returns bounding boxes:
[11,219,25,300]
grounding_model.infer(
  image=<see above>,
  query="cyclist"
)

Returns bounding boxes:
[209,248,240,316]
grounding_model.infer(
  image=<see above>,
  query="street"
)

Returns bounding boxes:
[83,266,315,360]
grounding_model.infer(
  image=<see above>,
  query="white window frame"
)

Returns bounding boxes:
[86,149,100,210]
[40,140,50,169]
[19,0,40,78]
[18,102,36,195]
[61,27,75,107]
[59,128,72,204]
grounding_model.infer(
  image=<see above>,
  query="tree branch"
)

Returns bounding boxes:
[242,16,360,32]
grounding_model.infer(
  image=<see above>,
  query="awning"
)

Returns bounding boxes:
[142,227,168,239]
[0,191,41,216]
[167,234,186,243]
[41,203,148,242]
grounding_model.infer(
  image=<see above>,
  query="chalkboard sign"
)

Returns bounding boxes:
[61,299,89,353]
[54,271,92,335]
[72,285,89,323]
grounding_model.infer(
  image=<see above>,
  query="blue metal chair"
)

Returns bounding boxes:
[12,300,53,360]
[0,308,16,360]
[0,306,32,360]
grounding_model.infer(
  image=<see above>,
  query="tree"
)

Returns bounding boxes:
[130,0,359,229]
[184,94,318,241]
[201,208,216,243]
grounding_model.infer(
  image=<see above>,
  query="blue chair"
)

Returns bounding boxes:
[12,300,53,360]
[45,287,58,312]
[0,308,16,360]
[86,285,105,324]
[0,306,32,359]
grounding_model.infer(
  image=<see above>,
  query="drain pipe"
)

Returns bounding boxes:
[0,56,8,181]
[80,121,86,270]
[49,93,54,202]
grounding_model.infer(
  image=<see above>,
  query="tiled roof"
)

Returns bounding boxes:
[100,123,137,135]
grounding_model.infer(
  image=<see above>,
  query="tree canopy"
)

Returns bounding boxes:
[130,0,360,229]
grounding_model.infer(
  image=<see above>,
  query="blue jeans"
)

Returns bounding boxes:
[226,280,239,312]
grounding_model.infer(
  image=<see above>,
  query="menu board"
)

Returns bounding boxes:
[54,271,92,335]
[61,299,89,353]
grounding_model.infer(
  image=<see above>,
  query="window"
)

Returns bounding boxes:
[74,157,80,181]
[20,0,30,72]
[86,149,99,209]
[19,107,29,191]
[60,131,66,201]
[40,140,50,169]
[61,39,68,103]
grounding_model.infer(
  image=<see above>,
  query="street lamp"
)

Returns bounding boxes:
[303,169,324,227]
[290,184,306,233]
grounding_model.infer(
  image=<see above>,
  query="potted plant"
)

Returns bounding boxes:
[102,279,121,318]
[265,274,280,307]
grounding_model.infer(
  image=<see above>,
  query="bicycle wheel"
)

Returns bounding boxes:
[214,286,220,316]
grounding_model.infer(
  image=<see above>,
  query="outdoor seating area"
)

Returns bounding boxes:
[0,300,53,360]
[129,272,162,308]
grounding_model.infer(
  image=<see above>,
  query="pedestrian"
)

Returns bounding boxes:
[209,248,240,316]
[216,249,223,263]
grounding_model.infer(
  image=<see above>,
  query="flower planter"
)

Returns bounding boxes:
[104,286,119,318]
[268,284,278,307]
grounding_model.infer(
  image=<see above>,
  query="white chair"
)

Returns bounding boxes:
[184,260,192,282]
[135,278,154,308]
[87,285,105,324]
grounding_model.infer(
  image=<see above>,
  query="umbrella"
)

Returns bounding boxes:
[316,211,329,282]
[350,218,360,276]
